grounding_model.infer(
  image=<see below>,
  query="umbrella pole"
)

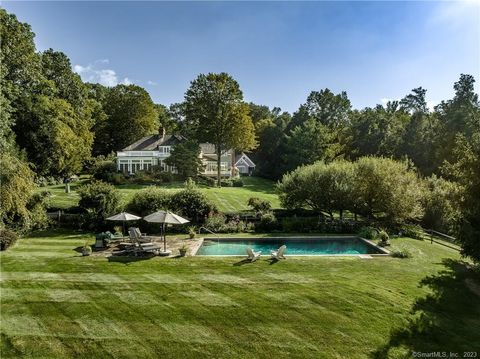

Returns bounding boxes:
[123,221,126,236]
[163,223,166,252]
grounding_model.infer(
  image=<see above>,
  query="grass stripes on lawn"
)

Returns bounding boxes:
[40,176,281,213]
[1,230,479,358]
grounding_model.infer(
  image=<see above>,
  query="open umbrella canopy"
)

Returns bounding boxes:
[143,211,189,224]
[106,212,141,221]
[143,211,189,255]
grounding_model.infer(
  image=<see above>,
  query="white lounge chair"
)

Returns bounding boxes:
[246,248,261,262]
[271,245,286,260]
[128,228,162,255]
[133,227,151,243]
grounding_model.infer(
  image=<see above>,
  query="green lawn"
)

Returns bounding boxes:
[1,230,479,358]
[40,176,280,213]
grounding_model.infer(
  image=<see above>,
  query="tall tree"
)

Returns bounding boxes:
[284,118,338,170]
[288,89,351,131]
[156,104,178,134]
[400,87,439,174]
[252,112,291,179]
[40,49,87,112]
[346,105,409,159]
[0,9,42,153]
[282,89,351,173]
[26,96,94,176]
[165,140,204,179]
[184,73,256,186]
[443,134,480,262]
[100,84,158,153]
[436,74,480,168]
[247,103,291,179]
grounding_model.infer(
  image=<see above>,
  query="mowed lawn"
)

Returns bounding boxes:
[1,231,479,358]
[40,176,280,213]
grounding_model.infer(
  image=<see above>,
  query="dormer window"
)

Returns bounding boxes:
[159,146,171,154]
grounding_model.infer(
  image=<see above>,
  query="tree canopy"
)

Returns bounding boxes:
[184,73,256,186]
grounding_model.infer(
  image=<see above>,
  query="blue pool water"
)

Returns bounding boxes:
[196,237,383,256]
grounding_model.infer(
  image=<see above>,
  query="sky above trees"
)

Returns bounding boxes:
[3,1,478,113]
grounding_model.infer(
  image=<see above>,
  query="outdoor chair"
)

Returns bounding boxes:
[270,245,287,260]
[128,228,162,255]
[246,248,261,262]
[133,227,152,243]
[105,231,124,240]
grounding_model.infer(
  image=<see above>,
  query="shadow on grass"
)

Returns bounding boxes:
[267,258,282,265]
[107,252,156,264]
[233,258,254,266]
[26,229,91,238]
[371,259,480,358]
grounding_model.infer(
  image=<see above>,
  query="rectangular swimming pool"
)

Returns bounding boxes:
[195,236,387,256]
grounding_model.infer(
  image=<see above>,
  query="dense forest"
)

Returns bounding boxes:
[1,9,479,260]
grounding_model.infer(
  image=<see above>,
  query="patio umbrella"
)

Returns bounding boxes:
[143,211,189,253]
[106,212,141,235]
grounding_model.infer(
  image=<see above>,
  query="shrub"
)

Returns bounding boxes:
[1,152,39,231]
[92,160,117,182]
[126,187,172,217]
[129,170,157,184]
[111,173,127,185]
[35,176,49,187]
[422,175,462,234]
[247,197,272,214]
[255,212,278,232]
[78,180,121,229]
[278,157,424,224]
[204,214,246,233]
[154,171,174,183]
[358,226,378,240]
[232,178,244,187]
[197,175,216,187]
[170,188,216,222]
[188,226,196,239]
[46,176,61,185]
[354,157,424,224]
[282,217,319,233]
[27,191,51,230]
[400,224,424,240]
[204,213,227,232]
[377,229,390,247]
[221,179,232,187]
[245,222,255,232]
[391,248,412,258]
[277,160,356,219]
[0,228,19,251]
[224,215,246,233]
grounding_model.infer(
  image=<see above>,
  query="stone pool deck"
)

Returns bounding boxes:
[91,236,204,257]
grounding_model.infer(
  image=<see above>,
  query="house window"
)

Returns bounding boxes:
[131,160,141,173]
[119,160,129,173]
[221,162,228,171]
[143,160,152,171]
[206,162,216,172]
[159,146,171,154]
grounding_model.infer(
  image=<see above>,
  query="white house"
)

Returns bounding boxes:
[116,130,255,177]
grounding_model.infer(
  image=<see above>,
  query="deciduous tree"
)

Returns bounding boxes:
[184,73,256,186]
[165,140,204,179]
[100,84,158,153]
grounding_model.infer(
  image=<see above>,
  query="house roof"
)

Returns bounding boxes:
[235,153,255,167]
[202,154,218,161]
[122,134,183,151]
